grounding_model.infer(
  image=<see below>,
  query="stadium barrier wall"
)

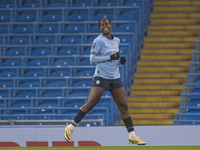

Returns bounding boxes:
[0,125,200,147]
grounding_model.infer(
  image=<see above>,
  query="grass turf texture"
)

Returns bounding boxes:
[0,146,200,150]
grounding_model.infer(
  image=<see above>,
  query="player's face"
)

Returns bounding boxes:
[99,19,112,35]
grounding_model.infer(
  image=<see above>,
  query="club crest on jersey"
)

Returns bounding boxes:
[92,43,96,49]
[111,43,114,46]
[96,80,100,84]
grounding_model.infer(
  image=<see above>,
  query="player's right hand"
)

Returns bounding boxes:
[110,52,120,60]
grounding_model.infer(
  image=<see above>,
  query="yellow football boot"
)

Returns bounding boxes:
[129,135,146,145]
[64,126,73,142]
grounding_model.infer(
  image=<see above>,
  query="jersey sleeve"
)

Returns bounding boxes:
[90,38,101,55]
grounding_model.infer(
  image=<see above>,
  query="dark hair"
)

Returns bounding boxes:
[98,17,111,27]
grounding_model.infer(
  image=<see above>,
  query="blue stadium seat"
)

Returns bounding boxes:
[118,36,134,44]
[21,0,41,8]
[15,90,36,98]
[0,24,8,34]
[0,70,17,78]
[49,69,70,77]
[86,36,96,44]
[72,0,92,7]
[65,102,84,108]
[57,47,78,55]
[60,36,81,44]
[82,47,91,55]
[31,48,52,56]
[35,36,56,45]
[119,9,140,21]
[71,79,92,87]
[102,91,112,97]
[0,0,15,8]
[0,79,13,88]
[42,10,62,22]
[68,89,90,97]
[11,100,31,108]
[47,0,68,7]
[23,70,45,78]
[53,58,75,66]
[9,36,30,45]
[64,25,85,33]
[0,10,11,22]
[5,48,25,56]
[94,12,114,21]
[16,10,37,22]
[38,99,59,107]
[41,89,63,97]
[75,68,94,76]
[0,90,9,98]
[116,24,136,32]
[13,25,34,34]
[1,59,21,67]
[46,79,67,87]
[97,0,117,7]
[68,10,88,21]
[0,100,4,108]
[19,81,40,88]
[39,24,59,33]
[90,25,100,32]
[0,37,4,45]
[27,59,48,66]
[78,58,91,66]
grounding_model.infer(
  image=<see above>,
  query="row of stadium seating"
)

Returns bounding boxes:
[0,6,146,41]
[0,43,131,56]
[0,0,152,126]
[0,0,153,8]
[0,0,153,25]
[173,40,200,125]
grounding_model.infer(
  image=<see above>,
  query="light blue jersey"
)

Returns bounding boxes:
[90,33,120,79]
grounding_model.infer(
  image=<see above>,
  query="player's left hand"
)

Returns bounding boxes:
[120,57,126,65]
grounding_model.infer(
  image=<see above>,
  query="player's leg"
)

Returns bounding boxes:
[110,87,146,145]
[64,87,105,142]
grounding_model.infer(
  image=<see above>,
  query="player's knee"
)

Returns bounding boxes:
[119,103,128,113]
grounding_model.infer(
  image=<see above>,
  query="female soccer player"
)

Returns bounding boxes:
[64,17,146,145]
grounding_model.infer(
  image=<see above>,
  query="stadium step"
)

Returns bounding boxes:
[128,96,181,102]
[128,102,180,107]
[138,67,189,72]
[130,113,175,119]
[134,78,186,84]
[144,42,196,48]
[154,6,200,12]
[151,18,200,24]
[151,13,200,19]
[131,90,182,96]
[129,108,179,114]
[141,55,192,61]
[141,49,194,55]
[121,119,174,125]
[131,84,183,91]
[154,1,200,6]
[132,119,173,125]
[144,37,198,42]
[135,72,187,78]
[148,31,199,36]
[138,61,190,66]
[148,25,200,31]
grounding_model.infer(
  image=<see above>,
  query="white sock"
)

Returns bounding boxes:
[68,124,75,131]
[129,131,136,137]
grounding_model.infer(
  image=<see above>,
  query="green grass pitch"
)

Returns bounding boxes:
[0,146,200,150]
